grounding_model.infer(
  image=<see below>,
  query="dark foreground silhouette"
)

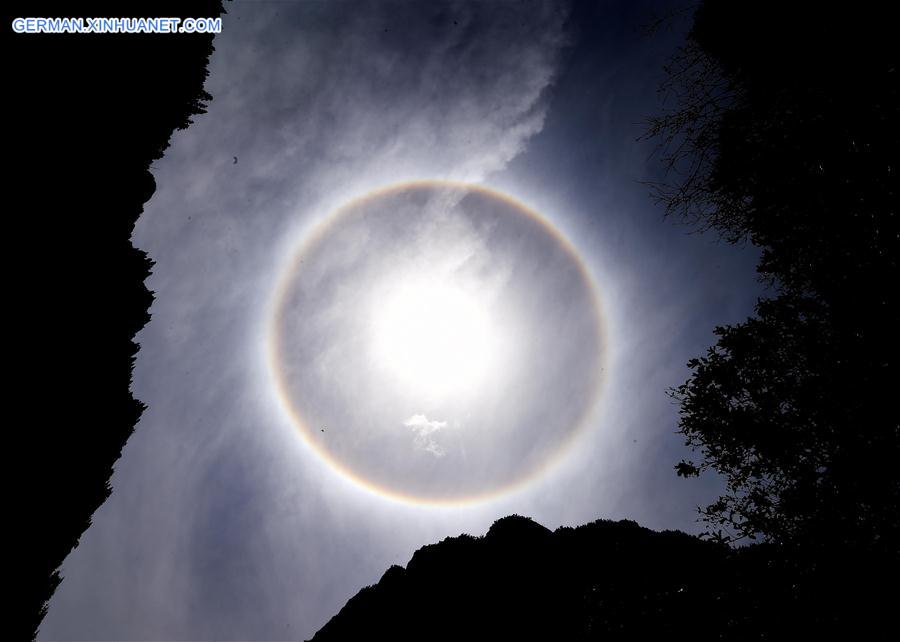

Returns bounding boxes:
[313,515,895,641]
[8,2,224,638]
[649,0,899,550]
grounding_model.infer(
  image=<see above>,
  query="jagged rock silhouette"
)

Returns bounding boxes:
[8,2,225,638]
[312,515,895,641]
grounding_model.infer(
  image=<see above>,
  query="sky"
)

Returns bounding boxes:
[40,1,764,640]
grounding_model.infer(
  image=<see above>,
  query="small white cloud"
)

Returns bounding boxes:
[404,414,448,457]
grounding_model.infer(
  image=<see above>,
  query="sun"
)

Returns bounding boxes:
[269,181,605,503]
[369,275,497,400]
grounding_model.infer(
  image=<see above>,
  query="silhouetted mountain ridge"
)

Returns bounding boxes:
[8,2,225,638]
[312,515,895,641]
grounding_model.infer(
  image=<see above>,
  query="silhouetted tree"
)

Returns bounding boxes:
[650,0,899,551]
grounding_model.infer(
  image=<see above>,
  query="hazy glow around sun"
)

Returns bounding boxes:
[270,182,605,503]
[370,275,498,400]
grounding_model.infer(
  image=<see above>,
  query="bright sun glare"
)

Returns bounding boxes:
[370,277,497,399]
[272,181,604,502]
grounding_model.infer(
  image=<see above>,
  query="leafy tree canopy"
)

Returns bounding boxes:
[650,0,899,551]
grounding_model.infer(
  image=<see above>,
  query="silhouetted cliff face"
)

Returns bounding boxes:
[312,515,896,641]
[7,2,224,638]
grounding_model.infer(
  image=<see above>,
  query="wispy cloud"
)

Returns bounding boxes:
[404,414,449,457]
[38,2,766,641]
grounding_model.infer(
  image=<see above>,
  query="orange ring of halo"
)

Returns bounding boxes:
[267,180,608,506]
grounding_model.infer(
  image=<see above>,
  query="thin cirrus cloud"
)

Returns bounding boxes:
[39,1,765,640]
[39,2,578,641]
